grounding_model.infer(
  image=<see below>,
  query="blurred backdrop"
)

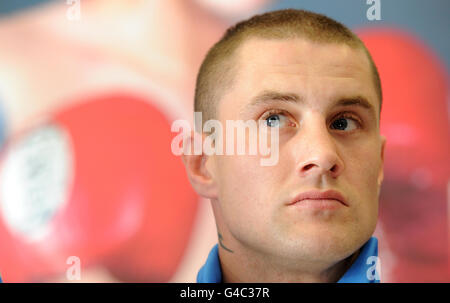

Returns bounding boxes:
[0,0,448,282]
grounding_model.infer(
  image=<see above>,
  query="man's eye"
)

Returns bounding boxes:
[265,113,288,128]
[330,116,359,131]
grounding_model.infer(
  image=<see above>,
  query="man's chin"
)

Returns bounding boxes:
[273,229,370,263]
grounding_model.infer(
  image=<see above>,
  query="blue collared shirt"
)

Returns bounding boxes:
[197,236,380,283]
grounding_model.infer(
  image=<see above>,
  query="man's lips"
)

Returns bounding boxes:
[288,189,349,207]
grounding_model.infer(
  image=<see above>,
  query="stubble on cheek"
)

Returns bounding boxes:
[343,145,381,236]
[215,155,279,249]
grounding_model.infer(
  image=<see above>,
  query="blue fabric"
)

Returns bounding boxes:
[197,244,222,283]
[197,237,380,283]
[337,237,379,283]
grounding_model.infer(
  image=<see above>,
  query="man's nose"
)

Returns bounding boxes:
[294,120,344,179]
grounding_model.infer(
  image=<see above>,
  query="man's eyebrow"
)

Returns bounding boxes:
[334,96,377,118]
[241,90,303,113]
[241,91,377,119]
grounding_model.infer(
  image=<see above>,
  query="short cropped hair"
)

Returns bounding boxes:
[194,9,382,129]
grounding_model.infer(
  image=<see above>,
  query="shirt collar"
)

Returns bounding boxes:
[197,237,379,283]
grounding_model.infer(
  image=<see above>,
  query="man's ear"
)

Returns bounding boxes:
[181,131,218,199]
[377,135,386,186]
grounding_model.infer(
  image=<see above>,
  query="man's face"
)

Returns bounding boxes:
[209,38,385,265]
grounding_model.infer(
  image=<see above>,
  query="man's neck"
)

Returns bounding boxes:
[218,243,361,283]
